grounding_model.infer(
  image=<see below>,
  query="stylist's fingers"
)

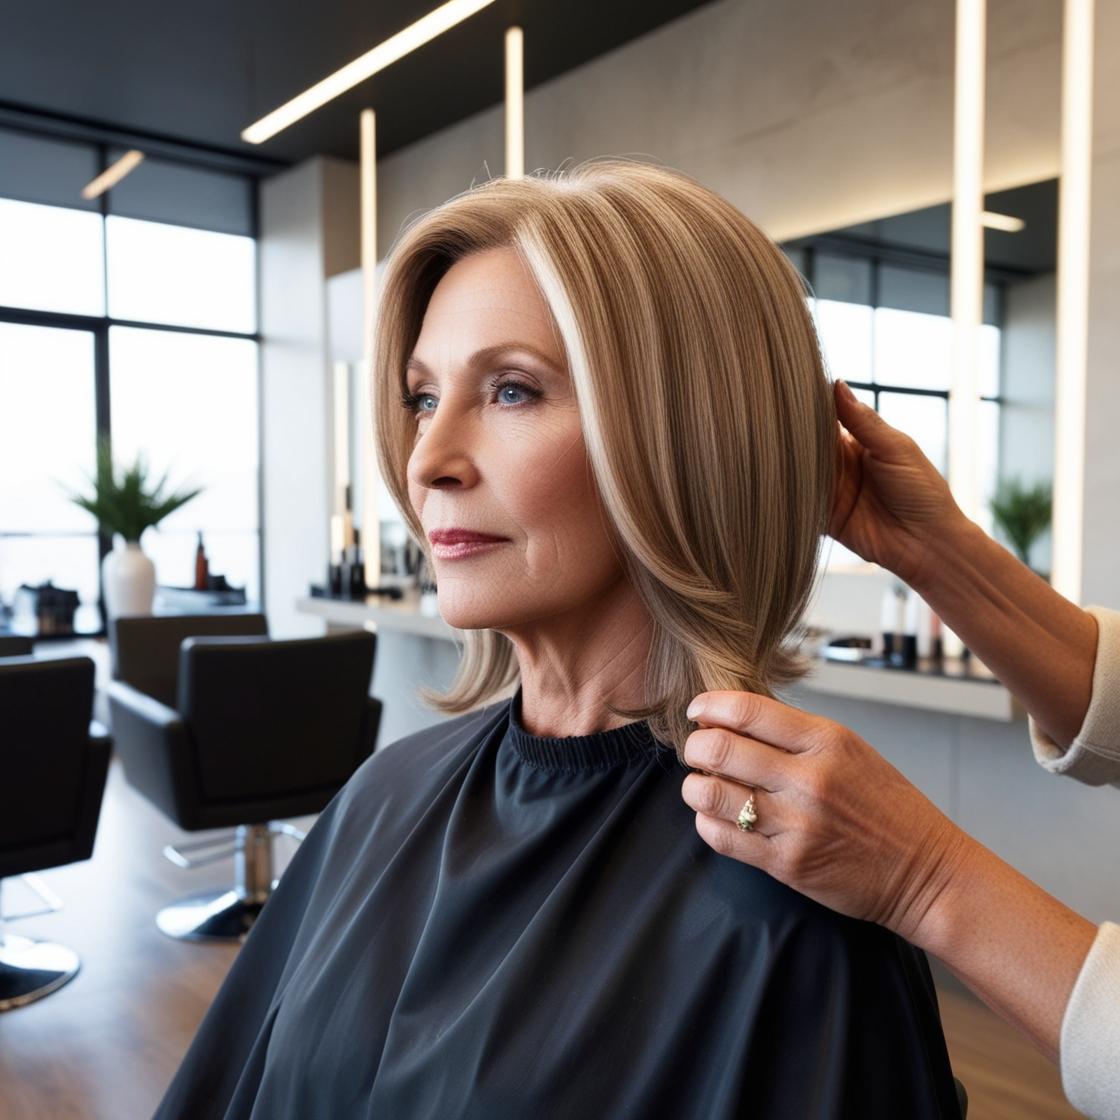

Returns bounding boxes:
[686,690,832,759]
[681,771,781,839]
[833,380,915,463]
[683,725,794,792]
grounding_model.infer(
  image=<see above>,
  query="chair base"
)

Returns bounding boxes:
[156,888,273,943]
[0,933,80,1011]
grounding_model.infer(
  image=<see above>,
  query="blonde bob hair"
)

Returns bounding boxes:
[373,157,837,760]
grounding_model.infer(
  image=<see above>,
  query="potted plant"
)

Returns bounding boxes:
[62,436,203,618]
[989,476,1052,576]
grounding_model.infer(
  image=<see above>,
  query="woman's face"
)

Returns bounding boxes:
[404,246,625,634]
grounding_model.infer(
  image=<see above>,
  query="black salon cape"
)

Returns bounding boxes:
[155,687,960,1120]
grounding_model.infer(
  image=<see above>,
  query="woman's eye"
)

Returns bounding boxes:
[399,378,540,417]
[399,391,436,414]
[496,381,536,405]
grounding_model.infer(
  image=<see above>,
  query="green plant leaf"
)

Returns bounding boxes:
[58,435,204,542]
[989,476,1052,566]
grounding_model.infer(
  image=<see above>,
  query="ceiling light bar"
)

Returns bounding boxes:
[360,108,377,362]
[241,0,499,144]
[80,149,144,199]
[505,27,524,179]
[980,210,1025,232]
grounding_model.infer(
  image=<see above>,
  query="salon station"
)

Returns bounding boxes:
[2,0,1118,1117]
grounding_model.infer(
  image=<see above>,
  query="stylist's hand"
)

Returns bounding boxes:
[681,689,973,943]
[830,381,964,588]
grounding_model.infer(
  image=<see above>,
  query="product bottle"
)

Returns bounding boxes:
[348,527,367,598]
[899,589,919,668]
[194,531,209,591]
[916,595,932,659]
[878,586,899,658]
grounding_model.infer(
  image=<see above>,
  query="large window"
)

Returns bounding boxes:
[109,327,259,593]
[787,247,1003,568]
[0,127,260,623]
[0,322,99,603]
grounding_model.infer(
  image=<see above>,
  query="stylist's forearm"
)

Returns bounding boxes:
[912,836,1098,1063]
[911,516,1098,749]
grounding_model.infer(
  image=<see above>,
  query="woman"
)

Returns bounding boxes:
[681,383,1119,1119]
[155,159,962,1118]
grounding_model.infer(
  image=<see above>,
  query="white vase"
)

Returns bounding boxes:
[102,539,156,618]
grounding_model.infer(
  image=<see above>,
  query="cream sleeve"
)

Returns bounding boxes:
[1060,921,1120,1120]
[1028,606,1120,788]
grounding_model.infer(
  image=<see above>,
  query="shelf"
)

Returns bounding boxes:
[797,658,1021,721]
[296,594,1022,721]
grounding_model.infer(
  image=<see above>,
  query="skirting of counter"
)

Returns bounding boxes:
[296,595,1020,723]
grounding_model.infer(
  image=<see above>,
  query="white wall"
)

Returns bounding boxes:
[260,156,358,637]
[1081,0,1120,608]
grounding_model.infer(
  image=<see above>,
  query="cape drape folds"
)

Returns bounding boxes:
[156,687,961,1119]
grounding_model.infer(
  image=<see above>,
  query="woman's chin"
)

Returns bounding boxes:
[436,597,508,632]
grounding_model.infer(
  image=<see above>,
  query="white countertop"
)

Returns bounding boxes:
[295,593,1020,722]
[296,591,455,641]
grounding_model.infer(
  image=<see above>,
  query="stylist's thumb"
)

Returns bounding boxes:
[834,381,904,450]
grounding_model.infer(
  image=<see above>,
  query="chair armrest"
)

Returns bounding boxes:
[107,679,181,727]
[106,680,196,825]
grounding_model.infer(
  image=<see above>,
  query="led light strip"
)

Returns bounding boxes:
[242,0,499,144]
[1051,0,1094,602]
[80,149,144,200]
[948,0,985,527]
[980,210,1025,232]
[505,27,524,179]
[359,108,381,588]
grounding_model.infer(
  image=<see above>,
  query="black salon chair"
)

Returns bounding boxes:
[0,655,111,1011]
[109,612,271,707]
[0,636,34,658]
[107,616,381,941]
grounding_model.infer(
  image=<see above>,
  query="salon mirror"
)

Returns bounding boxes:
[784,176,1058,578]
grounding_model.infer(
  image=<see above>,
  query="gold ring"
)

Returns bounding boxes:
[737,793,758,832]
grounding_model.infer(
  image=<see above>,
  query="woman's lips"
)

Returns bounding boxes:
[430,539,508,560]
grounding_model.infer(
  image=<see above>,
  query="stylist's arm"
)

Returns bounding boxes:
[680,379,1120,1118]
[680,692,1097,1065]
[827,379,1099,757]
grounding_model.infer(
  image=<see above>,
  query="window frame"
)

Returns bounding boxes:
[0,140,263,629]
[795,240,1006,473]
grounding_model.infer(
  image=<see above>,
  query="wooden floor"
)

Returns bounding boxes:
[0,759,1084,1119]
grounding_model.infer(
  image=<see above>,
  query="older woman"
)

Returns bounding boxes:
[155,160,962,1118]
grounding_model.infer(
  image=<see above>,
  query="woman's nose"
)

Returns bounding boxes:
[406,404,480,491]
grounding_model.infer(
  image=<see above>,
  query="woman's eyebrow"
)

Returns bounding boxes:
[406,342,563,375]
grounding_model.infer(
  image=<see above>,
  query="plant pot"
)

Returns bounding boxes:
[102,539,156,618]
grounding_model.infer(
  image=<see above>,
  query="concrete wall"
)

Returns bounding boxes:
[375,0,1062,253]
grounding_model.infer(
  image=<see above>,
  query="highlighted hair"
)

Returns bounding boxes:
[373,158,836,759]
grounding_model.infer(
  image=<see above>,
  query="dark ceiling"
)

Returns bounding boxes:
[0,0,716,175]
